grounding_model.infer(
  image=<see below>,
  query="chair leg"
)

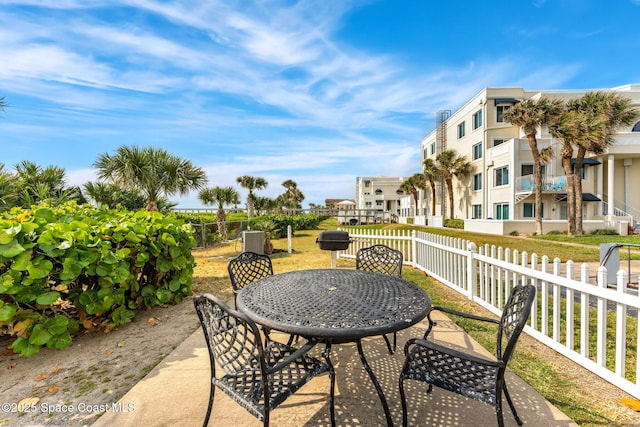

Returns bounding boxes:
[203,382,215,427]
[503,383,523,425]
[322,343,336,427]
[399,374,409,427]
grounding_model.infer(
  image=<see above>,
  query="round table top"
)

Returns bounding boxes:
[236,268,430,341]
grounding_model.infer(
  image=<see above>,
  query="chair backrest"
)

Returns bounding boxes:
[228,251,274,294]
[356,244,403,277]
[193,294,265,376]
[496,284,536,363]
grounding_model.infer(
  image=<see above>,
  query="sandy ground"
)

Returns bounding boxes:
[0,300,199,427]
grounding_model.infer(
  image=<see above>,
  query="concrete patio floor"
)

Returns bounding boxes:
[93,310,577,427]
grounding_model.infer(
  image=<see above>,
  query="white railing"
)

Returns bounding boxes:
[338,228,640,399]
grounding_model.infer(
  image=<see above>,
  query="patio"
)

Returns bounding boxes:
[93,308,576,427]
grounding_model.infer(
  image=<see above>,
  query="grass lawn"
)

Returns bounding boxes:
[191,220,640,426]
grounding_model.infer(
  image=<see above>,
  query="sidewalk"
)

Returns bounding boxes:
[93,310,577,427]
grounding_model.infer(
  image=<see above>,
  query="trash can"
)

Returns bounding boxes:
[600,243,620,285]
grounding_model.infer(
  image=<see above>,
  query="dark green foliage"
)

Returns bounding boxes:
[444,218,464,229]
[590,228,618,236]
[0,202,196,356]
[249,214,321,238]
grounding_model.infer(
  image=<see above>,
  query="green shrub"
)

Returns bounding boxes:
[0,202,196,356]
[590,228,618,236]
[444,218,464,229]
[249,214,321,238]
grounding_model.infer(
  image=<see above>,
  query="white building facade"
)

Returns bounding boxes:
[418,85,640,235]
[355,176,407,221]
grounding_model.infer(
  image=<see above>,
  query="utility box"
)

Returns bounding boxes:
[242,231,265,254]
[600,243,620,285]
[618,221,629,236]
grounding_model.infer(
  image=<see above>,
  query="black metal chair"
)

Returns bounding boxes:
[228,251,274,300]
[194,294,335,427]
[399,284,536,427]
[356,244,403,277]
[356,244,403,352]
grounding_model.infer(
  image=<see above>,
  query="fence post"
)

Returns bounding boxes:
[411,230,417,268]
[467,242,478,300]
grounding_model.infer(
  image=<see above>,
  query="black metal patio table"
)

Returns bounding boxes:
[236,268,431,427]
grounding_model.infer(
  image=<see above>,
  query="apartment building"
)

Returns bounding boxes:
[418,85,640,235]
[355,176,407,220]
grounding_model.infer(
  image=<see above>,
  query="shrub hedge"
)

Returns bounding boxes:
[0,202,196,357]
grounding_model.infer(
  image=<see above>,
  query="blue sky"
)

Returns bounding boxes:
[2,0,640,208]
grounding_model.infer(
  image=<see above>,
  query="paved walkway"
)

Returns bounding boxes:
[93,310,576,427]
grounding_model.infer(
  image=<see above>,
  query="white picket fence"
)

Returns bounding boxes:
[338,228,640,399]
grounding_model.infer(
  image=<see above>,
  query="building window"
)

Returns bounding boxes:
[473,173,482,191]
[559,203,568,220]
[521,164,546,177]
[376,200,383,206]
[473,110,482,130]
[375,188,383,195]
[472,142,482,160]
[430,142,435,155]
[495,203,509,220]
[523,202,544,218]
[472,204,482,219]
[493,138,508,147]
[365,202,372,208]
[495,166,509,186]
[496,105,511,123]
[364,180,371,188]
[457,121,465,139]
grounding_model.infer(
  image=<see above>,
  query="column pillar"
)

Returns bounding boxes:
[607,154,615,218]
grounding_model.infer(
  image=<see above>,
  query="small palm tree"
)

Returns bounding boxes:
[236,175,268,219]
[0,96,7,112]
[198,186,240,240]
[400,173,426,218]
[422,158,440,217]
[280,179,304,210]
[94,145,207,211]
[435,150,472,220]
[569,92,639,234]
[504,98,564,234]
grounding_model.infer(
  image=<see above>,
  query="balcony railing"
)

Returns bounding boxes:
[515,174,568,193]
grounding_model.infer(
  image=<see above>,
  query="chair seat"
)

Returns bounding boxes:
[404,341,502,406]
[214,341,330,421]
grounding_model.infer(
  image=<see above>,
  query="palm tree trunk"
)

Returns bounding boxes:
[446,178,454,220]
[217,208,228,240]
[574,147,587,234]
[561,152,576,236]
[430,183,436,216]
[527,135,544,235]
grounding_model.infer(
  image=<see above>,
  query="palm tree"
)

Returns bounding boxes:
[198,186,239,240]
[280,179,304,210]
[400,173,426,218]
[94,145,207,211]
[422,158,440,217]
[504,98,564,235]
[568,92,639,234]
[12,160,85,207]
[0,163,17,209]
[435,150,472,220]
[0,96,7,112]
[254,196,276,215]
[236,175,268,219]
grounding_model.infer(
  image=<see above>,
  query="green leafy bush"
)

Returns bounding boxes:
[248,214,320,238]
[444,218,464,229]
[0,202,196,356]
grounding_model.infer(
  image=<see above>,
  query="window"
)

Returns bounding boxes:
[523,202,544,218]
[430,143,435,155]
[364,180,371,188]
[376,200,383,206]
[559,204,568,220]
[521,164,546,177]
[365,202,372,208]
[472,204,482,219]
[472,142,482,160]
[495,203,509,220]
[457,121,466,138]
[494,166,509,186]
[473,173,482,191]
[496,105,511,123]
[493,138,508,147]
[473,110,482,130]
